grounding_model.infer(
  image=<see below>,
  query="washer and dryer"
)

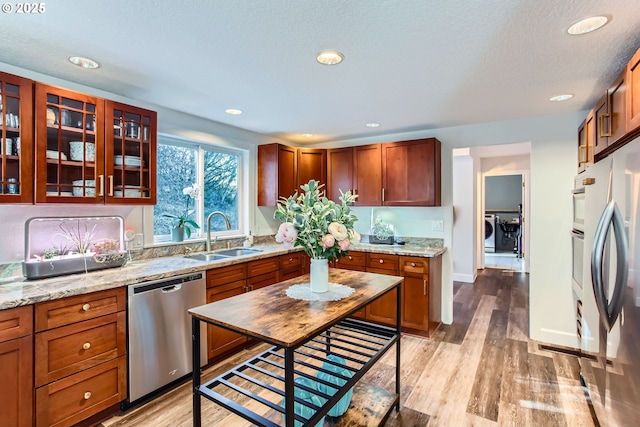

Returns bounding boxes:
[484,214,496,253]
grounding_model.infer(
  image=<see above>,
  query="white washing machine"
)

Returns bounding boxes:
[484,214,496,253]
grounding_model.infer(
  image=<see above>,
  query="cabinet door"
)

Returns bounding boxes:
[593,93,609,156]
[382,138,441,206]
[35,83,105,203]
[326,147,354,202]
[401,276,429,331]
[248,271,279,291]
[364,283,397,327]
[206,282,248,360]
[105,101,157,205]
[627,48,640,134]
[607,69,627,147]
[258,143,297,206]
[353,144,381,206]
[297,148,326,189]
[577,118,587,173]
[0,72,34,203]
[0,336,33,427]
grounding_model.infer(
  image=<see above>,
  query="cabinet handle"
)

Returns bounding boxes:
[289,258,293,262]
[411,262,416,267]
[108,175,114,196]
[82,303,91,311]
[424,279,427,296]
[578,145,587,163]
[98,175,105,196]
[379,259,384,264]
[348,256,353,260]
[83,392,92,400]
[382,188,385,202]
[599,114,612,138]
[82,342,91,350]
[583,177,595,186]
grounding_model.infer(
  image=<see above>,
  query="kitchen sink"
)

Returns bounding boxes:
[184,253,230,262]
[215,248,262,257]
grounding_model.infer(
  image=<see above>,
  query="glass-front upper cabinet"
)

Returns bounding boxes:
[0,72,33,203]
[105,101,156,205]
[35,83,105,203]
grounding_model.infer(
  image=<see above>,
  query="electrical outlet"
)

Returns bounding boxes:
[432,220,444,232]
[132,233,144,249]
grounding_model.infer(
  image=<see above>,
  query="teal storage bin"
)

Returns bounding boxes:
[281,376,325,427]
[316,354,354,417]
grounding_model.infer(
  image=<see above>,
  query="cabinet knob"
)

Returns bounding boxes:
[411,262,416,267]
[289,258,293,262]
[83,391,92,400]
[348,256,353,260]
[82,303,91,311]
[82,342,91,350]
[379,259,384,264]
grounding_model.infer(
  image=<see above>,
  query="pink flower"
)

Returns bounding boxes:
[322,234,335,248]
[275,222,298,249]
[338,238,350,251]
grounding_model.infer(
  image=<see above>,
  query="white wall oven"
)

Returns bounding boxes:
[572,176,586,233]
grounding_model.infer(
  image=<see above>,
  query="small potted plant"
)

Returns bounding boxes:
[163,184,201,241]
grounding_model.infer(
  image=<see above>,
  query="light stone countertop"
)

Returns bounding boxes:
[0,242,446,310]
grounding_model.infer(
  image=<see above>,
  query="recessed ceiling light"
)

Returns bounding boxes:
[301,133,314,138]
[68,56,99,69]
[549,94,574,102]
[225,108,243,115]
[567,16,609,35]
[366,123,381,128]
[316,51,344,65]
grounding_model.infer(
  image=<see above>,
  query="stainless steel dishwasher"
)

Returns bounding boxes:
[127,272,207,405]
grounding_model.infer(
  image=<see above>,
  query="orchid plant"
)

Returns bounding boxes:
[274,180,361,260]
[163,183,201,238]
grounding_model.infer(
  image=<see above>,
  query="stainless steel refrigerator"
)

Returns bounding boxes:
[580,136,640,426]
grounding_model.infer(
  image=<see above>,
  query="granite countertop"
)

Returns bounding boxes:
[0,242,446,310]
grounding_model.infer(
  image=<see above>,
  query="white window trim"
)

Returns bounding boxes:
[142,133,248,247]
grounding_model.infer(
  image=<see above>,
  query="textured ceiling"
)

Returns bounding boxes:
[1,0,639,144]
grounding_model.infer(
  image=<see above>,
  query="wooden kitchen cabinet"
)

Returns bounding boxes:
[400,255,442,336]
[0,306,33,427]
[577,111,596,172]
[382,138,441,206]
[0,72,34,204]
[297,147,326,191]
[278,252,302,281]
[353,144,382,206]
[627,47,640,135]
[258,143,297,206]
[331,251,366,318]
[593,70,627,157]
[364,253,399,326]
[326,147,354,202]
[34,288,127,427]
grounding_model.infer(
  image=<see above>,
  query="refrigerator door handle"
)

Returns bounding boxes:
[607,201,628,329]
[591,201,629,331]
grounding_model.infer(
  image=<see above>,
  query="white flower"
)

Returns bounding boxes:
[328,222,348,241]
[349,230,361,245]
[182,184,201,199]
[275,222,298,249]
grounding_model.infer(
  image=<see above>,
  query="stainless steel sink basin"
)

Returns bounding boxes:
[184,253,230,262]
[215,248,262,257]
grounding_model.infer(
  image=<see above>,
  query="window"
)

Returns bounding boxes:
[153,135,243,242]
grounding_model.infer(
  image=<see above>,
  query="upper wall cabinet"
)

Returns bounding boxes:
[593,69,627,157]
[34,84,157,204]
[326,144,382,205]
[577,111,595,173]
[381,138,441,206]
[0,72,34,203]
[297,148,326,191]
[627,48,640,134]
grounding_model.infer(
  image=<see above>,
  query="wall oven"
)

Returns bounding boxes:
[572,186,586,233]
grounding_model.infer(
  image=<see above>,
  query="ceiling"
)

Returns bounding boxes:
[1,1,639,144]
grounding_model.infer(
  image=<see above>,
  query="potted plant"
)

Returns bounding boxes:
[274,180,360,293]
[163,184,201,241]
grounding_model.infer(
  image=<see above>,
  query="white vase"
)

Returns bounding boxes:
[310,258,329,293]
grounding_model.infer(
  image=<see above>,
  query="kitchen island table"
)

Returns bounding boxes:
[188,269,402,427]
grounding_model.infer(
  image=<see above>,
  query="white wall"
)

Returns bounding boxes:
[452,149,477,283]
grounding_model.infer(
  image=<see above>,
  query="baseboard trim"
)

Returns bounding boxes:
[452,272,477,283]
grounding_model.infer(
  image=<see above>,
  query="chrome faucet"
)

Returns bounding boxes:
[206,211,232,252]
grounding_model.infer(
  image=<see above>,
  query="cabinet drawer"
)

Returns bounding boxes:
[279,253,302,269]
[400,256,428,277]
[0,305,33,343]
[206,279,247,297]
[206,263,247,288]
[35,288,125,332]
[279,266,302,281]
[35,356,126,427]
[366,253,399,271]
[35,312,125,387]
[247,271,279,291]
[247,257,279,277]
[334,251,366,268]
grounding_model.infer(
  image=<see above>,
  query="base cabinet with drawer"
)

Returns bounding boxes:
[34,288,127,427]
[0,306,33,427]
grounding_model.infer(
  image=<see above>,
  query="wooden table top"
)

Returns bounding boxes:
[188,269,402,348]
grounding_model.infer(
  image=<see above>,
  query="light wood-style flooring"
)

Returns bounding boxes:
[100,268,595,427]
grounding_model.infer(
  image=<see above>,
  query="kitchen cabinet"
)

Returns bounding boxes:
[34,288,126,427]
[333,251,366,318]
[364,253,399,326]
[593,70,627,157]
[577,111,596,172]
[297,147,326,191]
[278,252,302,281]
[400,255,442,336]
[206,264,248,360]
[627,47,640,135]
[327,144,381,205]
[0,306,33,427]
[326,147,354,202]
[257,143,297,206]
[382,138,441,206]
[0,72,34,204]
[35,83,157,204]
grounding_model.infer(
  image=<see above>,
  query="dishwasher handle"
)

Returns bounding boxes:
[130,272,204,295]
[161,284,182,293]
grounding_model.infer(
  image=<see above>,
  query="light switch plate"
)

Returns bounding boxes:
[432,220,444,232]
[132,233,144,249]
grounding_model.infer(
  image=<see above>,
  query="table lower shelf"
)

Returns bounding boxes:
[195,318,399,427]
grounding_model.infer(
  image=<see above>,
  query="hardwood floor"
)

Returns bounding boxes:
[100,269,595,427]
